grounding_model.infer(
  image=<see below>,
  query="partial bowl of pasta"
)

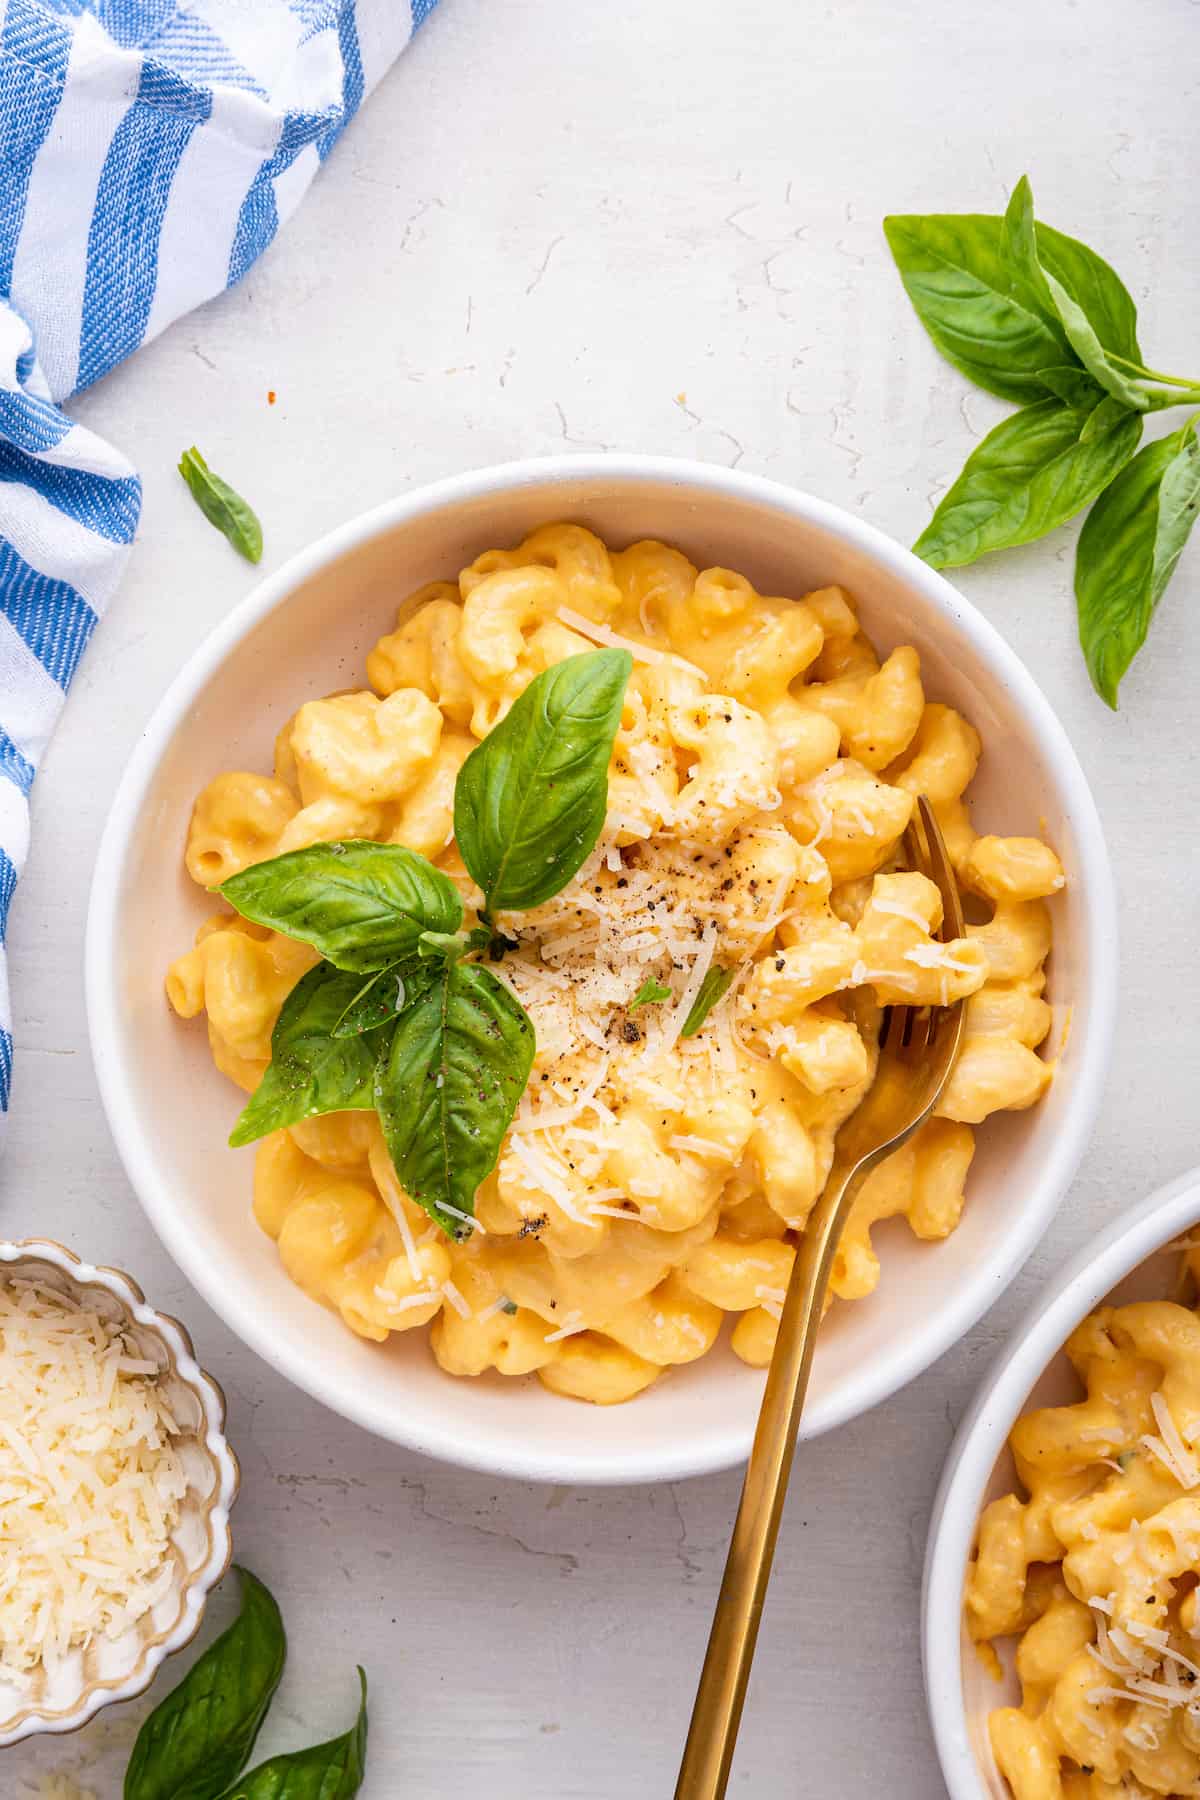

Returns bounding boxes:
[87,455,1114,1484]
[924,1165,1200,1800]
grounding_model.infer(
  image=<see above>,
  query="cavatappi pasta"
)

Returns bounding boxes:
[165,523,1063,1405]
[967,1256,1200,1799]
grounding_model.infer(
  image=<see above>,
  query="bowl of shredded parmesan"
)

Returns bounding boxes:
[0,1240,238,1746]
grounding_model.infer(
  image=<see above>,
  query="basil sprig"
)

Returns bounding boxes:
[125,1567,285,1800]
[886,174,1200,705]
[454,646,633,914]
[629,977,672,1009]
[222,649,632,1236]
[123,1571,368,1800]
[179,447,263,564]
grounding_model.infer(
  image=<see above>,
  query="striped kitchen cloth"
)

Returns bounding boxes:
[0,0,438,1123]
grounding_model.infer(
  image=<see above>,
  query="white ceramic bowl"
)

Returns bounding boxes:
[923,1165,1200,1799]
[87,455,1115,1485]
[0,1239,239,1746]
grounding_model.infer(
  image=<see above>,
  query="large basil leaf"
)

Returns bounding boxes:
[882,212,1074,403]
[913,395,1142,569]
[453,648,633,914]
[214,1668,367,1800]
[229,964,386,1147]
[375,957,534,1237]
[1075,422,1200,708]
[124,1567,285,1800]
[221,842,462,972]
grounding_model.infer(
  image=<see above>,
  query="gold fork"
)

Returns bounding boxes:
[674,795,968,1800]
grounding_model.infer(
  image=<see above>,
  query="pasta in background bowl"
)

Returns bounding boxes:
[924,1168,1200,1800]
[87,457,1114,1482]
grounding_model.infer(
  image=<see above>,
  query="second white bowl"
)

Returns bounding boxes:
[923,1165,1200,1799]
[86,455,1115,1484]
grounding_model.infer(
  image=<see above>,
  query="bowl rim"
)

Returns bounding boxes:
[921,1163,1200,1800]
[85,452,1118,1484]
[0,1236,240,1746]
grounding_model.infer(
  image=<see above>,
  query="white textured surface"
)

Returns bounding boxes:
[8,0,1199,1793]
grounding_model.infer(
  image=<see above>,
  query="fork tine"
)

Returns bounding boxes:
[916,794,966,940]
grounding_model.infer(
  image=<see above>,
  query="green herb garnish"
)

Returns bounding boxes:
[178,447,263,564]
[124,1567,285,1800]
[629,977,673,1009]
[125,1569,367,1800]
[454,647,633,914]
[885,174,1200,705]
[680,966,735,1039]
[222,650,633,1239]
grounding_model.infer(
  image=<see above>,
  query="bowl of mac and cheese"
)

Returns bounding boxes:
[925,1168,1200,1800]
[87,456,1114,1483]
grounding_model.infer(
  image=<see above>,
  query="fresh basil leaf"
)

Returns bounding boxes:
[214,1667,367,1800]
[680,966,735,1039]
[629,977,673,1009]
[1075,422,1200,708]
[1002,177,1148,410]
[913,396,1142,569]
[882,212,1074,403]
[1036,218,1142,365]
[1036,366,1104,410]
[416,929,467,959]
[221,841,462,972]
[124,1567,284,1800]
[375,957,534,1237]
[330,961,420,1039]
[179,447,263,564]
[230,964,387,1147]
[454,648,633,914]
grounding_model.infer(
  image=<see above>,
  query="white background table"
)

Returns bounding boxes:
[11,1,1199,1793]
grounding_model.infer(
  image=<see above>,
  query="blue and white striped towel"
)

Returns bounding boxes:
[0,0,438,1123]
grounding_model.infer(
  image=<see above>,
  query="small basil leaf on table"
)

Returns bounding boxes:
[178,447,263,564]
[912,396,1142,569]
[375,957,535,1237]
[214,1667,368,1800]
[221,841,463,972]
[230,964,387,1147]
[330,961,421,1039]
[454,648,633,913]
[680,967,736,1039]
[124,1566,284,1800]
[881,213,1074,403]
[629,977,673,1009]
[1075,422,1200,708]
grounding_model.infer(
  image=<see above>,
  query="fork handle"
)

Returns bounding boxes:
[674,1160,867,1800]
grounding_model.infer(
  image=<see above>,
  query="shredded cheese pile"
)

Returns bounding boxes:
[0,1279,186,1683]
[22,1777,98,1800]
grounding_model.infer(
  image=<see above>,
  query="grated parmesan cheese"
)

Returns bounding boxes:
[0,1279,186,1683]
